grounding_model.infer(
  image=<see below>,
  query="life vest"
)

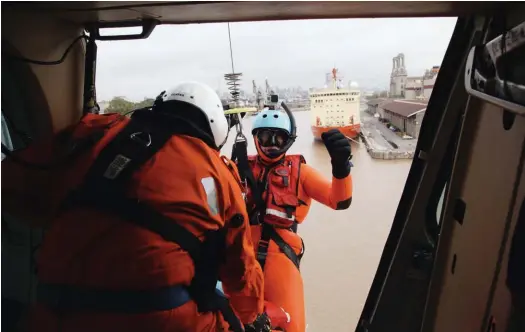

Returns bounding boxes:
[242,155,306,272]
[31,109,246,332]
[246,154,305,229]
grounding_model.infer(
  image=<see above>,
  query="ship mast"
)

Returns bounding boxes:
[332,68,338,89]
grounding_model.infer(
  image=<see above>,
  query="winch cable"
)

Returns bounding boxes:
[223,23,266,220]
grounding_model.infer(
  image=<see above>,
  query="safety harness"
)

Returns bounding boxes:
[37,109,244,332]
[230,113,303,272]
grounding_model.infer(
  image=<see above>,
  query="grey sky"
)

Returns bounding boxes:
[96,17,457,102]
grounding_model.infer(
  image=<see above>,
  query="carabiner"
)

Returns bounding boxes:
[234,113,247,142]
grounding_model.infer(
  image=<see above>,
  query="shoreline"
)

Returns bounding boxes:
[359,112,416,160]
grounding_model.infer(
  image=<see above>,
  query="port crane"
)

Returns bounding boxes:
[252,78,279,111]
[253,80,264,111]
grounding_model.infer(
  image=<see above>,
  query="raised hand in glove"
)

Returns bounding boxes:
[321,129,353,179]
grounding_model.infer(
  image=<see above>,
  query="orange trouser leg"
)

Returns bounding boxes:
[251,226,306,332]
[263,251,306,332]
[29,300,229,332]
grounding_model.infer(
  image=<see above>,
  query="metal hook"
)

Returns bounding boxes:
[233,113,247,142]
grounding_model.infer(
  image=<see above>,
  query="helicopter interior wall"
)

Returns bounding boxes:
[2,8,85,135]
[1,7,87,225]
[1,9,85,332]
[426,100,525,332]
[494,175,525,332]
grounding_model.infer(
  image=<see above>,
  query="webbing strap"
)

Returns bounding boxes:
[70,112,218,265]
[257,224,302,271]
[37,284,191,314]
[231,139,266,221]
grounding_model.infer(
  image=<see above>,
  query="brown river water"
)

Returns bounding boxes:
[222,111,412,331]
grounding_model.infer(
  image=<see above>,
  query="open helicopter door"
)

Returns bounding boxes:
[356,4,525,332]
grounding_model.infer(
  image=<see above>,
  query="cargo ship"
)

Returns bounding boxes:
[310,68,361,140]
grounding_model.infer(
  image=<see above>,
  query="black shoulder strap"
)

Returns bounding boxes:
[257,224,301,271]
[67,113,214,263]
[231,139,266,222]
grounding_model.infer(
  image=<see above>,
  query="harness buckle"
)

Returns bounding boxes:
[235,132,247,144]
[130,132,152,147]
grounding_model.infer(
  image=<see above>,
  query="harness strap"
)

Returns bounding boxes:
[257,224,302,271]
[37,284,191,314]
[231,139,266,223]
[232,136,303,272]
[49,111,243,332]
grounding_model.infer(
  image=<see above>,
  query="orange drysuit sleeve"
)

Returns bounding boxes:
[219,160,265,324]
[300,164,353,210]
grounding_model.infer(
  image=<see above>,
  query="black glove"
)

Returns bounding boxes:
[321,129,352,179]
[244,313,272,332]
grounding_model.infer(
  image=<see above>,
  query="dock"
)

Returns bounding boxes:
[359,111,416,160]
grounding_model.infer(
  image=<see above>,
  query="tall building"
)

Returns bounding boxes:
[389,53,440,100]
[389,53,408,97]
[405,66,440,100]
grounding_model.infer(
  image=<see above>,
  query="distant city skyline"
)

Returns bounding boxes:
[96,17,457,102]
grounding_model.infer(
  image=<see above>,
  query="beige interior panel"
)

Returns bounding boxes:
[2,8,85,135]
[489,168,525,332]
[4,1,503,25]
[432,102,525,332]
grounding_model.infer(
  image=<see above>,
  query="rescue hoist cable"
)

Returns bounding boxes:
[223,23,266,219]
[225,22,248,175]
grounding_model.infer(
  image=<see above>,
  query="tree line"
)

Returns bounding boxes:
[104,97,156,115]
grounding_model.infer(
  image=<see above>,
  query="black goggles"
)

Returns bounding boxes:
[256,129,289,148]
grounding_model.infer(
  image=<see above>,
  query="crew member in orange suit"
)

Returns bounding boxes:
[28,82,271,332]
[244,107,353,332]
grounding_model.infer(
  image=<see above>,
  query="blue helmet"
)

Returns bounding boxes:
[252,108,292,135]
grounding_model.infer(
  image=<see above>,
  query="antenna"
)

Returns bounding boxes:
[224,22,242,107]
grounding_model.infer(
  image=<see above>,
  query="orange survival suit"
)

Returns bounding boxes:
[28,108,265,332]
[245,153,353,332]
[231,105,354,332]
[232,103,352,332]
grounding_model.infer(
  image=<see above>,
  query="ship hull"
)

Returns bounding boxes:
[311,124,361,140]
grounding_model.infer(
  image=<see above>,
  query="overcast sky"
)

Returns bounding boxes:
[96,17,457,102]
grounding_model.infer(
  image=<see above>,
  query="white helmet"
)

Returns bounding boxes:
[162,81,229,148]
